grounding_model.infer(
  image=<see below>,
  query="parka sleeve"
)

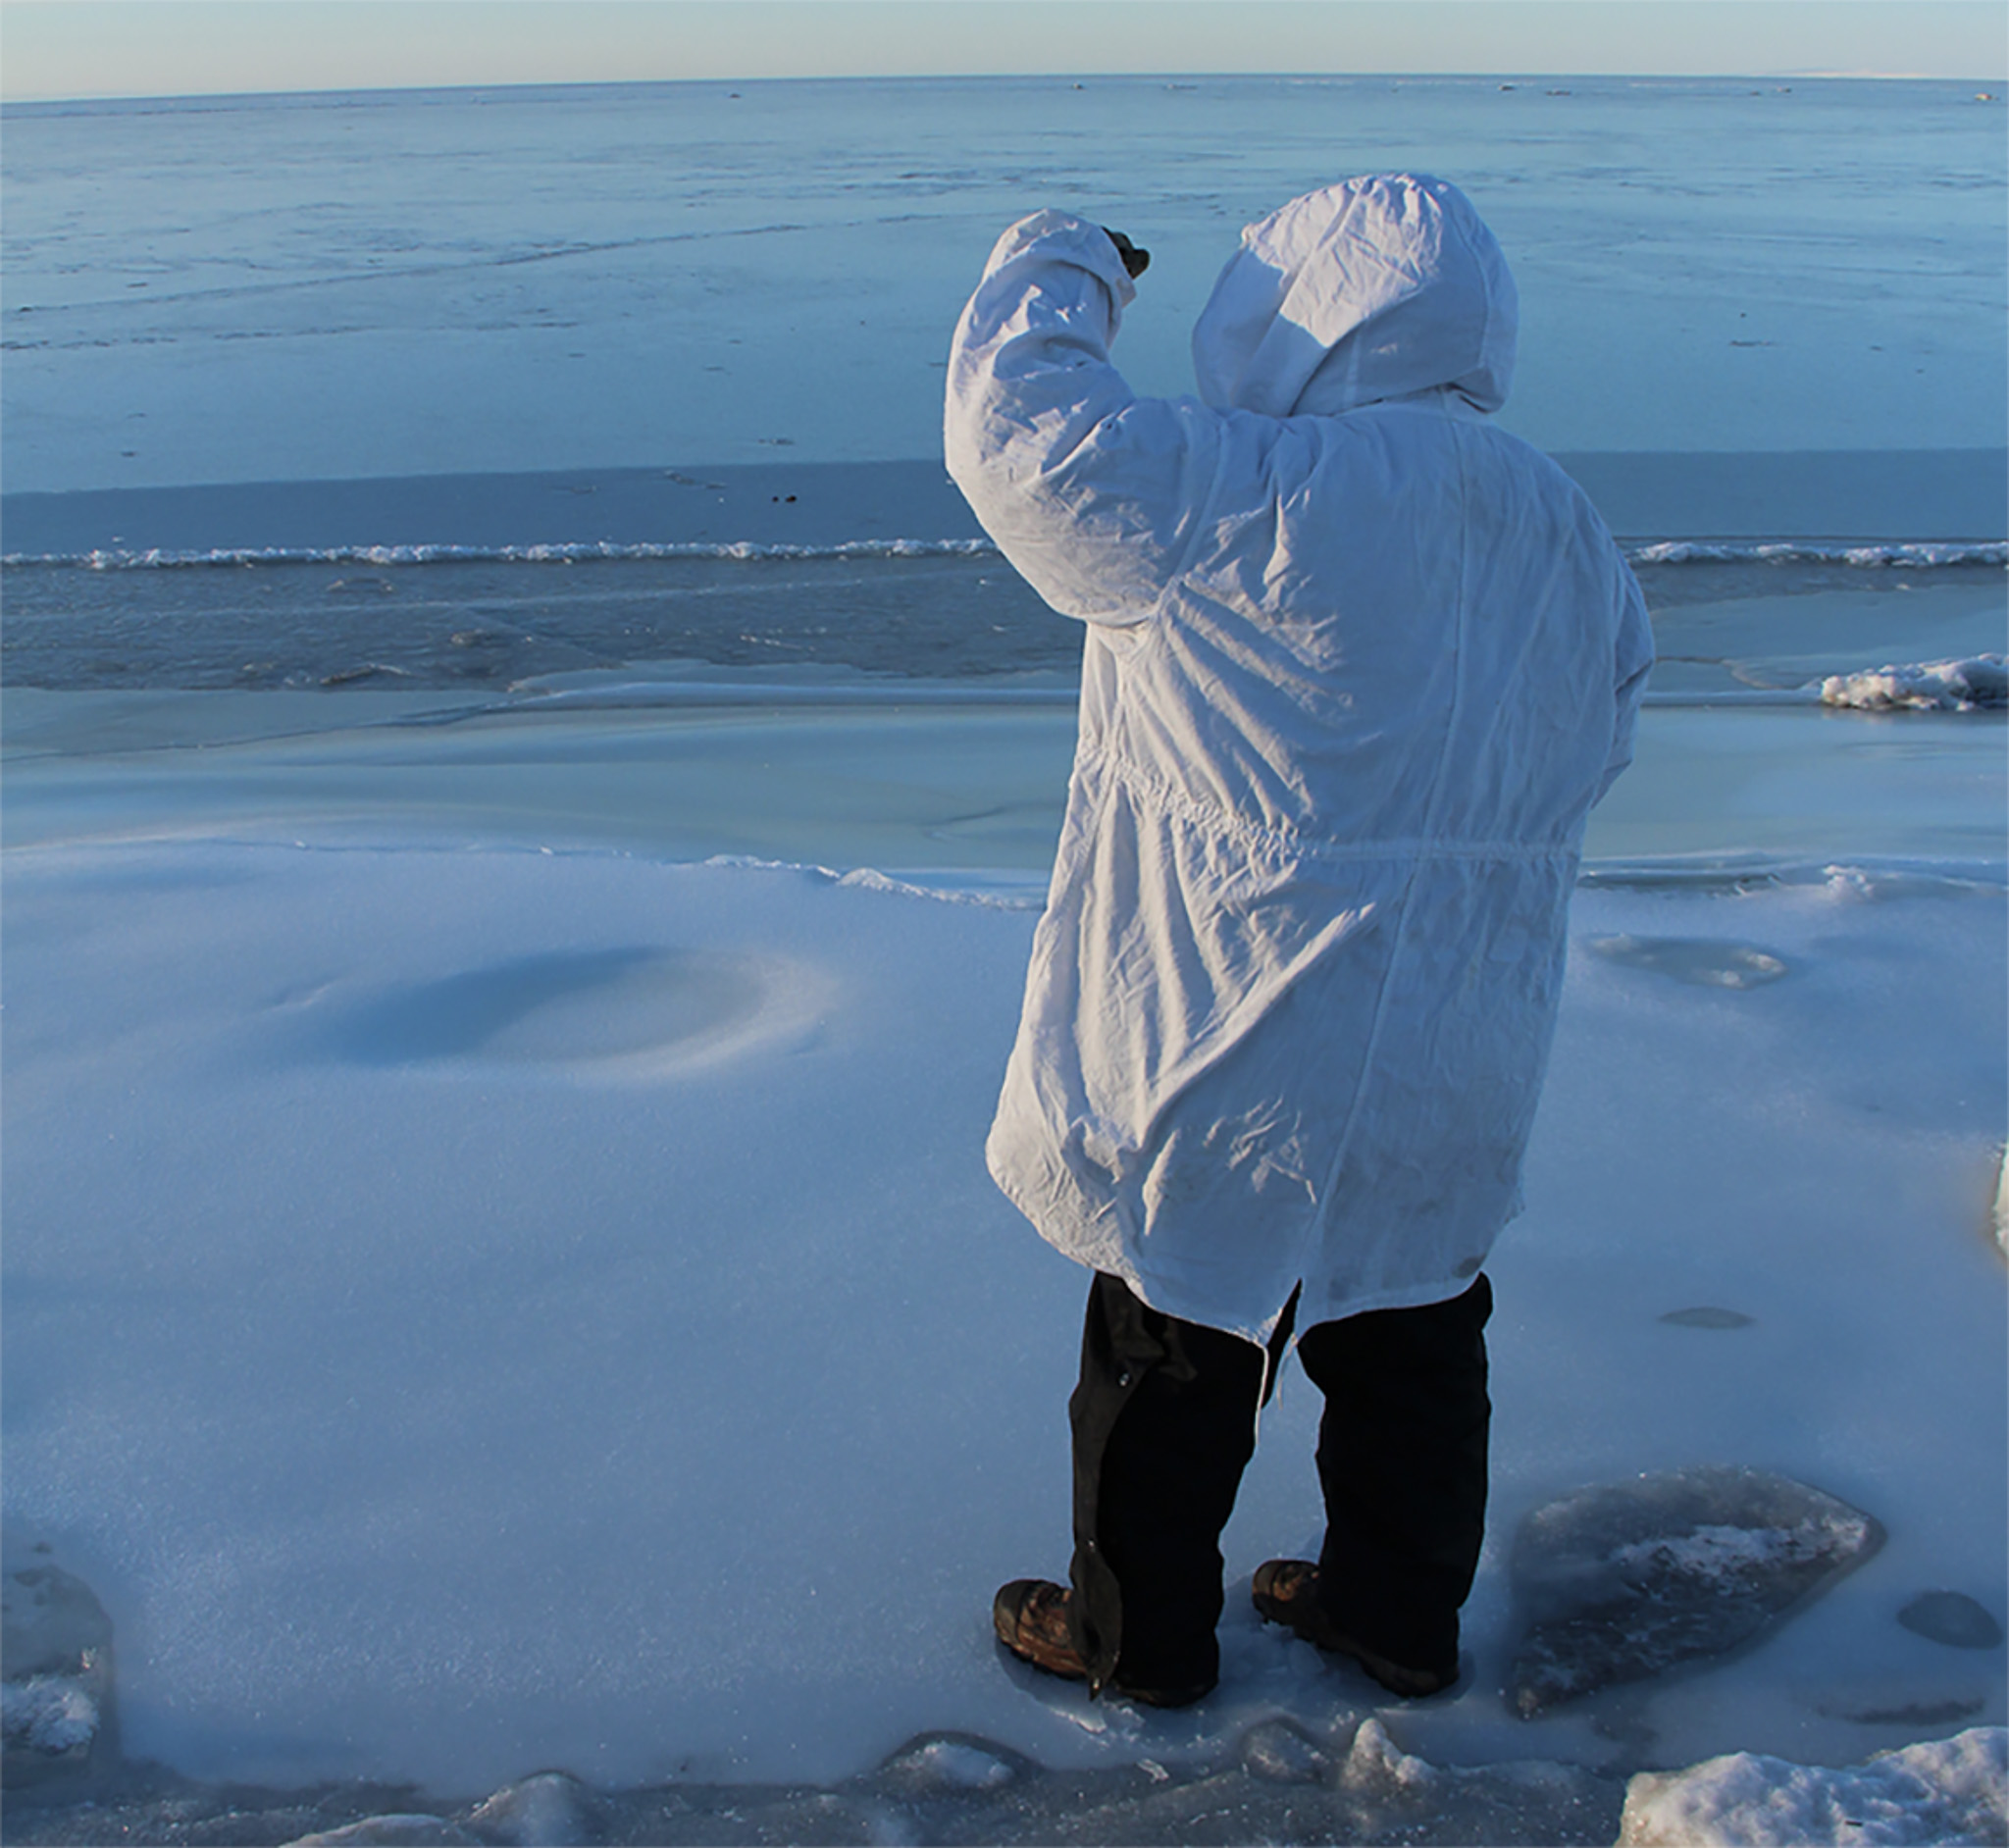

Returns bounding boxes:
[944,211,1223,625]
[1595,560,1655,801]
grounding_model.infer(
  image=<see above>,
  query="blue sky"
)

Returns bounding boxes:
[1,0,2003,100]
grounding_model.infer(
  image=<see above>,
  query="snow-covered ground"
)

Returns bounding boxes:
[3,737,2003,1810]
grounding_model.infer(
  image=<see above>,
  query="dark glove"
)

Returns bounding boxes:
[1102,228,1150,279]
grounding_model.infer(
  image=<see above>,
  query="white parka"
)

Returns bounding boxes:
[946,178,1653,1344]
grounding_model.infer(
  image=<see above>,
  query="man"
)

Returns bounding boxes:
[944,177,1652,1708]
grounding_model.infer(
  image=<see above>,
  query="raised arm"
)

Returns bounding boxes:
[944,211,1222,625]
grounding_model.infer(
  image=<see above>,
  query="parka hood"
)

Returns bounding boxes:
[1192,174,1517,420]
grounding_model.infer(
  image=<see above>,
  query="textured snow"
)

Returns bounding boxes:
[1618,1725,2008,1845]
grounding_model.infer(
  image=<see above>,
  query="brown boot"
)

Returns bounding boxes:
[992,1580,1212,1708]
[1250,1560,1458,1698]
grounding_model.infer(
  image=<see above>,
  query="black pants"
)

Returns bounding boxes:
[1066,1270,1491,1696]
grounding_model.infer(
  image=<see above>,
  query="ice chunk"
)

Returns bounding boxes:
[1617,1725,2008,1845]
[461,1771,599,1845]
[1342,1716,1439,1792]
[1818,654,2008,711]
[878,1733,1018,1792]
[1509,1467,1884,1717]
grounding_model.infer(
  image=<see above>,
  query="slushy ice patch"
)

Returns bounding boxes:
[323,947,824,1076]
[1509,1468,1885,1718]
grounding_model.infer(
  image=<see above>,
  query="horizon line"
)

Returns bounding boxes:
[6,67,2003,107]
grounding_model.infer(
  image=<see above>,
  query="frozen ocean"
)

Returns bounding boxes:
[2,74,2005,1846]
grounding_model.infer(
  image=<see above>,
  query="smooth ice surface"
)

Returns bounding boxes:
[5,680,2006,874]
[3,77,2004,492]
[1617,1726,2007,1846]
[3,843,2003,1795]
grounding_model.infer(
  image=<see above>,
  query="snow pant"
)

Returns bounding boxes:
[1066,1270,1492,1697]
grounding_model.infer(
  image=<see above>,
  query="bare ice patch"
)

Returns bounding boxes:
[1586,934,1790,989]
[1509,1468,1885,1718]
[324,947,824,1078]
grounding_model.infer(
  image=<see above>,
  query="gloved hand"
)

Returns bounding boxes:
[1102,228,1150,279]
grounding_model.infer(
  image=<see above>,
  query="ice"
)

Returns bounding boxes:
[1617,1726,2008,1846]
[0,1554,116,1785]
[4,80,2003,493]
[1,1678,99,1759]
[2,841,2002,1809]
[1507,1469,1885,1718]
[3,63,2006,1841]
[1818,655,2008,711]
[1899,1595,2006,1652]
[461,1771,598,1845]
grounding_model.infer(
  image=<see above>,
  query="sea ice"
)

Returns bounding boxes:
[1508,1468,1885,1717]
[1,830,2002,1798]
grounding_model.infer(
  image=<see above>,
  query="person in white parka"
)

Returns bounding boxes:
[946,177,1652,1708]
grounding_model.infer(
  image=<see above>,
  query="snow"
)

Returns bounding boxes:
[1618,1725,2007,1845]
[3,831,2003,1798]
[1818,654,2008,711]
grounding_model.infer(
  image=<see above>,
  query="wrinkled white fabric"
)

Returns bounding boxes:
[946,177,1653,1343]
